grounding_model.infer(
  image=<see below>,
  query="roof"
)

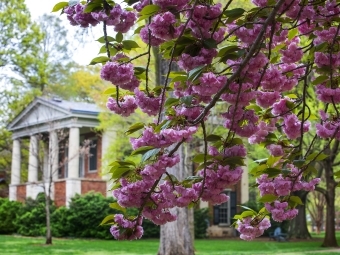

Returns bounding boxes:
[40,97,100,115]
[7,97,102,139]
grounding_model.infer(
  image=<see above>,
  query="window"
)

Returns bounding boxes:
[88,139,97,172]
[79,154,84,177]
[213,190,237,226]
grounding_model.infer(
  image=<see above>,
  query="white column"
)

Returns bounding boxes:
[9,140,20,200]
[11,139,21,185]
[49,131,59,181]
[68,127,80,178]
[28,135,38,183]
[43,142,49,182]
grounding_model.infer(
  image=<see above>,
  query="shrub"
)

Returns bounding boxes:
[194,208,209,239]
[61,192,116,239]
[0,198,22,234]
[15,193,56,236]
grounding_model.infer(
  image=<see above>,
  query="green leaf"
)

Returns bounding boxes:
[316,153,329,161]
[217,45,240,57]
[52,2,68,12]
[233,214,243,220]
[289,196,304,205]
[125,0,140,5]
[96,36,115,43]
[238,205,257,213]
[263,168,281,178]
[171,75,187,83]
[224,8,245,18]
[122,40,140,50]
[334,170,340,178]
[193,154,214,163]
[163,174,179,183]
[187,65,205,82]
[103,87,116,95]
[131,146,155,156]
[180,96,193,106]
[100,214,115,225]
[312,75,328,85]
[84,1,103,13]
[258,207,270,215]
[125,122,144,135]
[109,202,126,213]
[89,56,110,65]
[110,166,132,179]
[293,159,306,167]
[259,194,277,203]
[141,148,161,162]
[116,32,123,43]
[203,38,217,49]
[267,156,282,167]
[241,210,256,218]
[115,160,136,167]
[138,4,160,20]
[165,98,180,108]
[250,164,268,176]
[206,134,223,142]
[288,28,298,40]
[134,66,146,75]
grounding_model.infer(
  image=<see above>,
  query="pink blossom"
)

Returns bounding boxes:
[106,96,137,117]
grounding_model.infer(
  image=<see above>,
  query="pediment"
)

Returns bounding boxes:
[8,99,71,131]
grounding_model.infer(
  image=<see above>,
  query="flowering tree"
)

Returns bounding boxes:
[53,0,340,245]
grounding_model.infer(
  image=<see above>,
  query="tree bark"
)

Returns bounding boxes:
[154,48,194,255]
[322,158,338,247]
[45,193,52,245]
[158,145,194,255]
[289,190,311,239]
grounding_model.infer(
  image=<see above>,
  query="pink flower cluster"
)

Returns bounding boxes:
[110,215,143,240]
[130,126,197,149]
[265,201,298,222]
[256,165,321,198]
[64,4,99,27]
[237,217,271,241]
[134,89,162,116]
[100,61,134,86]
[106,96,137,117]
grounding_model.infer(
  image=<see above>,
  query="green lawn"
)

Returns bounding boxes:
[1,234,340,255]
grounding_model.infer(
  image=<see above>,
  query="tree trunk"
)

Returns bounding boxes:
[289,190,311,239]
[322,159,338,247]
[158,145,194,255]
[154,48,194,255]
[45,193,52,245]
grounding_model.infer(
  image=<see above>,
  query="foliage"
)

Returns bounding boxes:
[15,193,56,236]
[0,198,22,234]
[54,0,340,245]
[53,192,115,239]
[194,208,209,239]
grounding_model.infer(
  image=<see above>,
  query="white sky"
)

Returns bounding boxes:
[25,0,102,65]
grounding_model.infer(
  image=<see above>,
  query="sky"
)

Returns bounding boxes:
[25,0,101,65]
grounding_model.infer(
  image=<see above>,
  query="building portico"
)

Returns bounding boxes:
[7,97,109,206]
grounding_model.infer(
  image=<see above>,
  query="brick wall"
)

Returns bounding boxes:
[81,179,106,196]
[17,184,26,202]
[54,180,66,207]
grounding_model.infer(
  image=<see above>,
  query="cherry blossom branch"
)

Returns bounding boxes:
[192,0,286,125]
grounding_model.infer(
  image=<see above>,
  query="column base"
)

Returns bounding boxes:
[66,179,81,207]
[26,183,44,199]
[9,185,17,201]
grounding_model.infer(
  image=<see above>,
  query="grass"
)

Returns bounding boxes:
[1,234,340,255]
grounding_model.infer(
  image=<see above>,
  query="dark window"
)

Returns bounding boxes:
[213,190,237,226]
[89,139,97,171]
